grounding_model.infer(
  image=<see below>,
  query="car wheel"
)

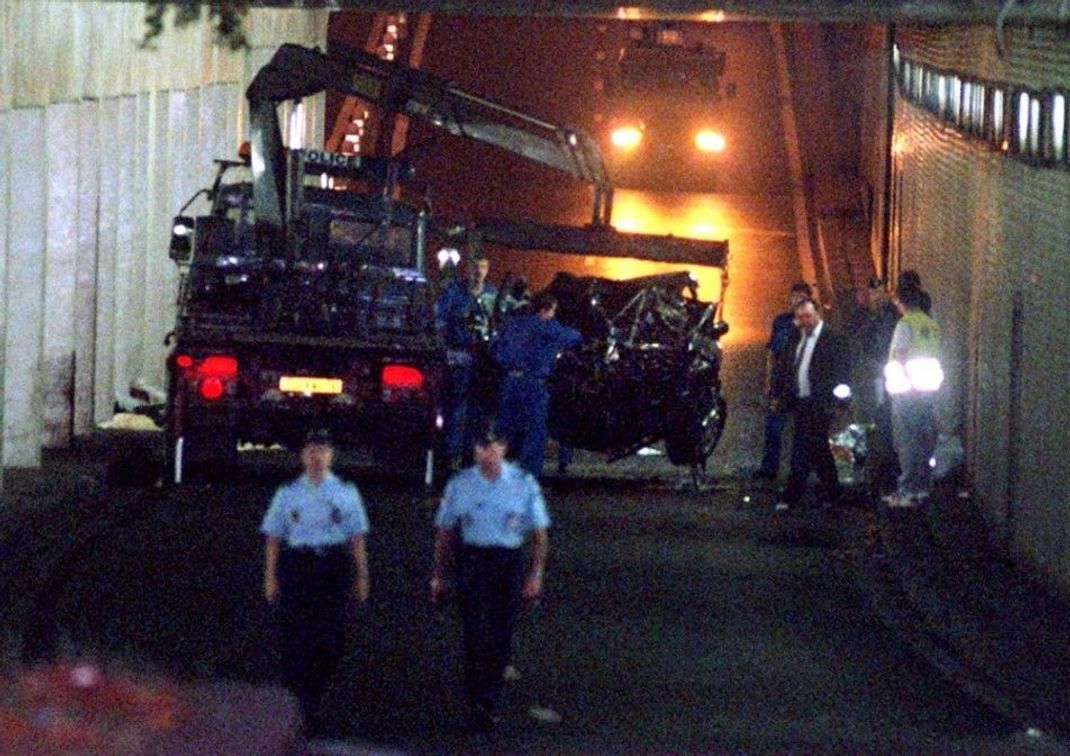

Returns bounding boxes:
[665,385,727,467]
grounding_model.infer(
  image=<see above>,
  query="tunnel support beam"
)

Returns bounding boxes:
[769,23,820,298]
[4,109,47,467]
[0,108,7,482]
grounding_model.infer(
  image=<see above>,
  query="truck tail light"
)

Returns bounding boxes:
[381,364,425,401]
[200,376,226,400]
[176,353,239,401]
[197,355,239,379]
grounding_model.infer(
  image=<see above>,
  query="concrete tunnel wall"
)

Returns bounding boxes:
[893,23,1070,594]
[0,0,328,466]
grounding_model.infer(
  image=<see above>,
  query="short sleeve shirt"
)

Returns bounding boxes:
[435,462,550,549]
[261,472,369,548]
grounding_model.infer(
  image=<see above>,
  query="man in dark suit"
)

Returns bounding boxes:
[771,297,851,509]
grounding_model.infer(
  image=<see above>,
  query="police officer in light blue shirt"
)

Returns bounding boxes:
[261,429,370,731]
[430,427,550,735]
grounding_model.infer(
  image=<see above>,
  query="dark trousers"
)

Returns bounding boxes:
[457,545,524,713]
[758,405,789,475]
[784,398,842,505]
[443,361,474,459]
[867,399,899,495]
[497,375,550,477]
[278,545,351,723]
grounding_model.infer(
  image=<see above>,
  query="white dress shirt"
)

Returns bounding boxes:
[795,320,824,398]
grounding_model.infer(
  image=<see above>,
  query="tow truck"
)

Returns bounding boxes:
[165,55,443,483]
[164,42,730,484]
[598,22,737,190]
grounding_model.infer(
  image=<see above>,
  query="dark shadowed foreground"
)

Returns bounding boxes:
[0,432,1036,753]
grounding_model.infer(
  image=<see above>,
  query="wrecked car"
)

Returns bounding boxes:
[545,270,728,480]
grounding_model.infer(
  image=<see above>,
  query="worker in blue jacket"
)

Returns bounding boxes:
[492,290,582,477]
[436,253,498,467]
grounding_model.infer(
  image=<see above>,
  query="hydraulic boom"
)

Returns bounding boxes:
[247,42,614,229]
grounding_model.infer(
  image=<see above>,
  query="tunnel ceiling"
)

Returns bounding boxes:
[258,0,1070,24]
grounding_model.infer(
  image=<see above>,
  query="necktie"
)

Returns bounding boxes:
[794,331,811,373]
[794,332,812,396]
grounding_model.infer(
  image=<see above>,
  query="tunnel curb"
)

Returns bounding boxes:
[856,478,1070,747]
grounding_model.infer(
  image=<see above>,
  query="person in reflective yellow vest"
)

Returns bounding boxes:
[882,285,943,507]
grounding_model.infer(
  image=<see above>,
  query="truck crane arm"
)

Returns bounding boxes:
[245,43,613,230]
[445,217,728,268]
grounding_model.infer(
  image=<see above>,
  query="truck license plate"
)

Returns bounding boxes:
[279,376,343,395]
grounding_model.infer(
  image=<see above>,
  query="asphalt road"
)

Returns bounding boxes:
[0,440,1025,754]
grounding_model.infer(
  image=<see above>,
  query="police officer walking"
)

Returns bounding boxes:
[261,429,370,730]
[492,290,581,478]
[430,428,550,735]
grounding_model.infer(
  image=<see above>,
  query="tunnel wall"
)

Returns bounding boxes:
[893,24,1070,593]
[857,25,892,283]
[779,23,890,306]
[0,1,327,465]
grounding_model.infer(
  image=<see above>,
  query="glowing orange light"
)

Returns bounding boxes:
[695,130,727,153]
[594,189,729,307]
[611,126,643,150]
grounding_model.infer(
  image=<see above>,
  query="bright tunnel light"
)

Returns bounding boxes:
[695,129,726,153]
[611,126,643,150]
